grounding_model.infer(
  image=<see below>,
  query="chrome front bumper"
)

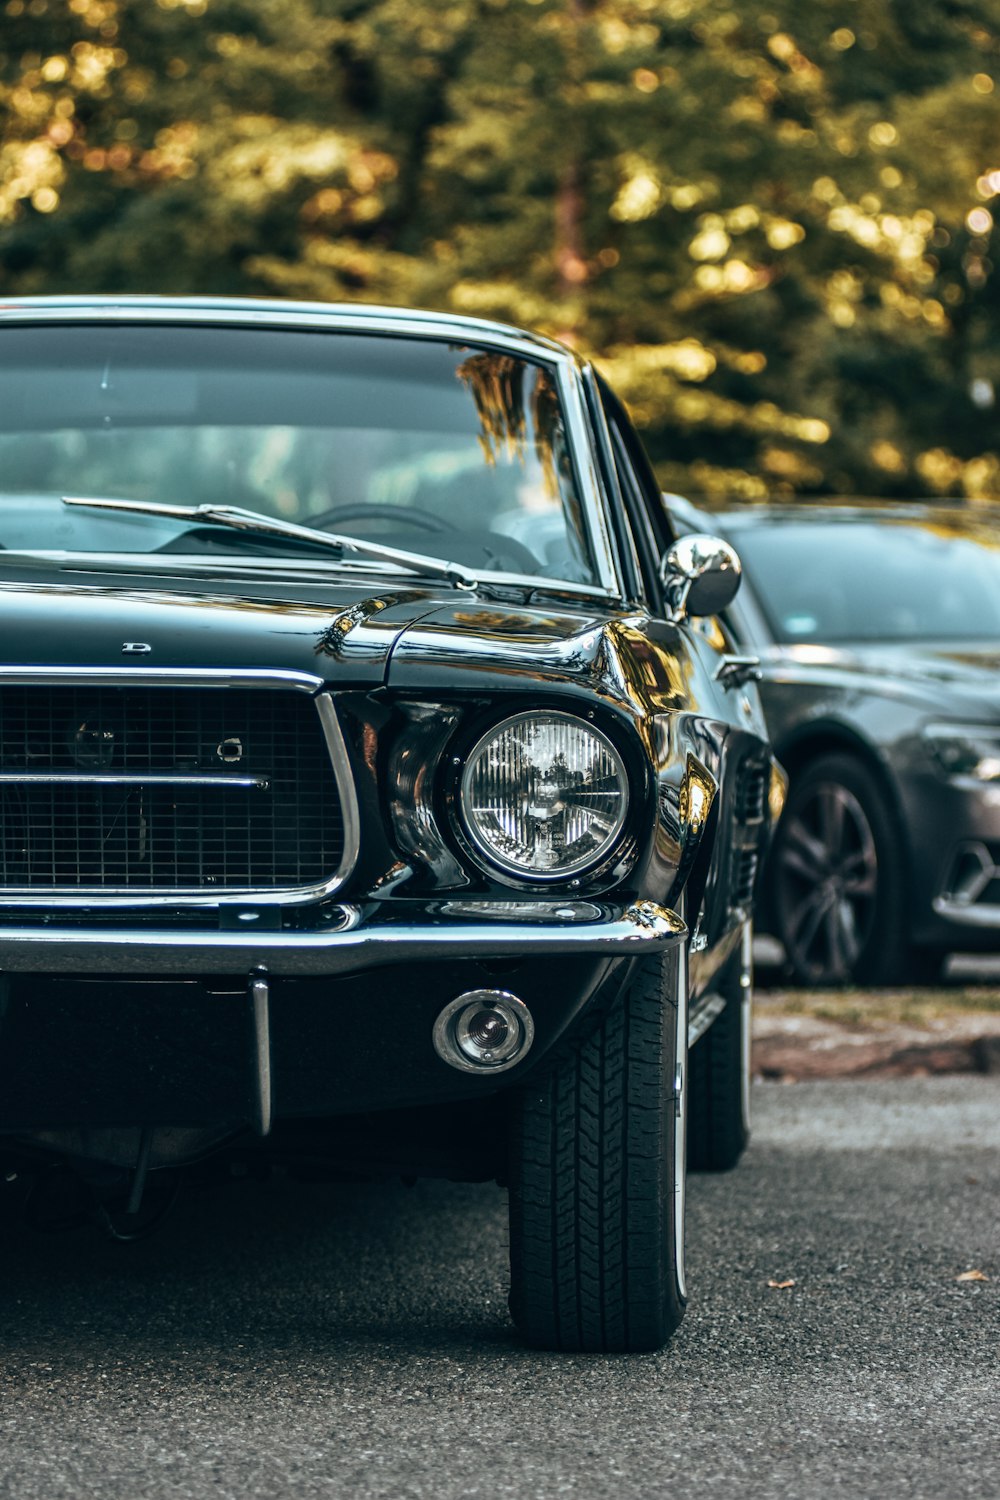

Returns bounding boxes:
[0,899,685,976]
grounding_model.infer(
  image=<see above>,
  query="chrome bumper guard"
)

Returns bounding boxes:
[0,899,685,976]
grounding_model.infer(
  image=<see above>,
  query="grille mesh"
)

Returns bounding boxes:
[730,848,760,907]
[728,758,766,908]
[733,762,767,823]
[0,685,345,893]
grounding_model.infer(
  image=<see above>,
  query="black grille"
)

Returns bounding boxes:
[730,848,759,907]
[0,685,346,892]
[734,762,767,823]
[728,758,766,907]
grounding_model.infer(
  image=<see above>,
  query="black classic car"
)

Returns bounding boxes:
[668,494,1000,986]
[0,298,781,1352]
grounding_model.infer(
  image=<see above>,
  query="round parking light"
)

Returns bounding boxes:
[432,990,535,1074]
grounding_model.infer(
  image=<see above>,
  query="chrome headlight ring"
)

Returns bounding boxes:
[455,709,631,884]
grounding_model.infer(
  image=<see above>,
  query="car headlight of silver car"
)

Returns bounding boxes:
[926,723,1000,781]
[459,711,630,880]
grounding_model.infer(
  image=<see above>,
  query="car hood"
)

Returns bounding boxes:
[0,563,450,685]
[770,639,1000,718]
[0,563,635,694]
[387,597,694,711]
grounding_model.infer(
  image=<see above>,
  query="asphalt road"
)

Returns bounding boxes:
[1,1078,997,1500]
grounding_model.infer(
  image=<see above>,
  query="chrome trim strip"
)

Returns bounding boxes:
[0,667,360,907]
[556,362,621,595]
[0,666,323,691]
[0,772,270,789]
[687,992,726,1048]
[249,971,272,1137]
[581,363,646,603]
[0,298,570,360]
[674,906,689,1305]
[314,692,361,901]
[0,900,686,975]
[740,919,753,1136]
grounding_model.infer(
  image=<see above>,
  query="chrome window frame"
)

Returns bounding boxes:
[0,666,360,907]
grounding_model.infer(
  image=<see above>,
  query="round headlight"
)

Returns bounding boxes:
[460,711,629,880]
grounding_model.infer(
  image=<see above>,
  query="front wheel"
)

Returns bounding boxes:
[770,752,910,985]
[507,943,688,1353]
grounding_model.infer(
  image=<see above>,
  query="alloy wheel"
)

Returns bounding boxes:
[775,779,879,982]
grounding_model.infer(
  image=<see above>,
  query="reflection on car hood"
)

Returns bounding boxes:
[388,597,693,709]
[771,640,1000,715]
[0,568,448,685]
[0,564,635,694]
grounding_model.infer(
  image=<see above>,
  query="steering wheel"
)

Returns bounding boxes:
[306,500,540,574]
[306,502,450,534]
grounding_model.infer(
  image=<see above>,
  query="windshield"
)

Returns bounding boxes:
[734,515,1000,643]
[0,323,597,585]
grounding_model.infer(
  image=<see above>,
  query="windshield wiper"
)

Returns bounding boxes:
[61,496,479,589]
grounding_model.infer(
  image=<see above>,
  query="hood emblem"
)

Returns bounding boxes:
[122,642,152,655]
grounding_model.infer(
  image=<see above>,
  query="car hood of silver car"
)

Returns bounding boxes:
[766,638,1000,716]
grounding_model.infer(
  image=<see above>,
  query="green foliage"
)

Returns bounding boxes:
[3,0,1000,499]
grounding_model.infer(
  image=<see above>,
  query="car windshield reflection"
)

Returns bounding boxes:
[0,325,597,586]
[735,517,1000,643]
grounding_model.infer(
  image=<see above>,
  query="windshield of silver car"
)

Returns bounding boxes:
[0,324,597,584]
[736,516,1000,642]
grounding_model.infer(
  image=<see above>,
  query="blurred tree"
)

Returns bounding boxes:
[0,0,411,294]
[2,0,999,500]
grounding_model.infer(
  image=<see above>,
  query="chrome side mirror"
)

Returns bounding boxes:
[660,533,742,623]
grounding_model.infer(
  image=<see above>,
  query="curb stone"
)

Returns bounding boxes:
[751,1006,1000,1081]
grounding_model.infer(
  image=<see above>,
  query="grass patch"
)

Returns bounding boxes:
[756,986,1000,1027]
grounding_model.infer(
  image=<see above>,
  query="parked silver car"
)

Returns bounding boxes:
[668,493,1000,985]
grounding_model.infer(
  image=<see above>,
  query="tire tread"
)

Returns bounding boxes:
[508,950,685,1353]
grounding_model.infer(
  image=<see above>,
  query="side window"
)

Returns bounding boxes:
[608,421,663,605]
[594,379,671,607]
[598,379,676,560]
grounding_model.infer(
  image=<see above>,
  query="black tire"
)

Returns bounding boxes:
[688,922,752,1173]
[770,752,910,986]
[507,943,688,1353]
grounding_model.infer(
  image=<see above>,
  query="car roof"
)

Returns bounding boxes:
[719,500,973,525]
[0,295,575,365]
[665,495,1000,537]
